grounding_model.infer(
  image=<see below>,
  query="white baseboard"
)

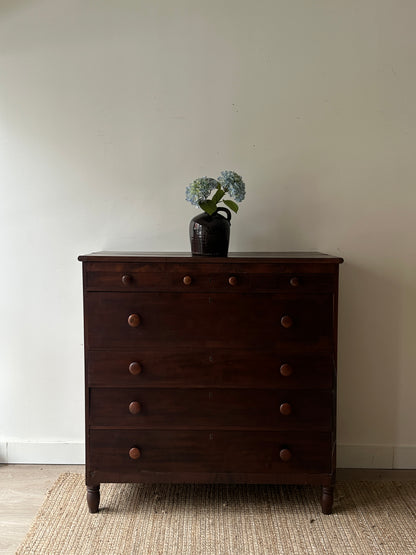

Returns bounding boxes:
[0,442,7,463]
[0,442,84,464]
[1,441,415,468]
[337,444,416,469]
[392,446,416,469]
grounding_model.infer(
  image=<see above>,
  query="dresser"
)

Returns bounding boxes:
[78,252,343,514]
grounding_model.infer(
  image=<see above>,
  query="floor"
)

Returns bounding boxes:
[0,464,84,555]
[1,465,415,555]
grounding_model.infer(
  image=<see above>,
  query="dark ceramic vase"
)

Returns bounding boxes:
[189,207,231,257]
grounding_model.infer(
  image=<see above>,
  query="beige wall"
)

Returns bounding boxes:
[1,0,415,466]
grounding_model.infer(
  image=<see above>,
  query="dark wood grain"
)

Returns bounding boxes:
[84,264,337,292]
[89,429,332,476]
[87,351,334,389]
[89,388,333,430]
[80,252,342,514]
[79,251,344,263]
[85,292,333,350]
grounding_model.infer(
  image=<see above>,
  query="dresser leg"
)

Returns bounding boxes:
[87,485,100,513]
[321,485,334,514]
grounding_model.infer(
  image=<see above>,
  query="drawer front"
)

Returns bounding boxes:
[84,262,337,293]
[85,292,333,349]
[89,429,332,475]
[87,350,334,389]
[89,388,333,431]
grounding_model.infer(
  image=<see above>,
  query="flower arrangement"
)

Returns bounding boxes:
[186,171,246,216]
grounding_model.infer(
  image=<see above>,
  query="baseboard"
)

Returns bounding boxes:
[337,444,416,469]
[1,442,415,468]
[0,442,7,463]
[392,446,416,469]
[0,442,85,464]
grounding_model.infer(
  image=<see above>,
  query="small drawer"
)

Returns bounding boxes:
[85,262,166,291]
[89,388,333,430]
[259,273,336,293]
[88,429,332,477]
[87,350,334,389]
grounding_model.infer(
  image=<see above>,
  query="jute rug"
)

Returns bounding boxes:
[17,473,416,554]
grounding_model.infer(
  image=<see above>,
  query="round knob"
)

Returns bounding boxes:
[280,315,293,329]
[279,363,293,377]
[129,447,141,460]
[289,277,300,287]
[279,448,292,462]
[228,276,238,286]
[279,402,292,416]
[121,274,133,286]
[128,361,142,375]
[128,401,141,415]
[183,275,192,285]
[128,313,141,327]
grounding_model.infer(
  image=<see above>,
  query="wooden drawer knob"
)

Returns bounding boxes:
[128,313,141,327]
[128,361,142,375]
[121,274,133,286]
[280,315,293,329]
[183,275,192,285]
[279,402,292,416]
[128,401,141,415]
[279,363,293,377]
[279,448,292,462]
[228,276,238,286]
[129,447,141,460]
[290,277,300,287]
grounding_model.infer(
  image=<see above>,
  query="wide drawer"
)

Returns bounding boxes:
[85,292,333,349]
[89,388,333,431]
[88,429,332,475]
[87,350,334,389]
[84,261,337,293]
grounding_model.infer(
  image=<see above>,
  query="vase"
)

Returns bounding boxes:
[189,207,231,257]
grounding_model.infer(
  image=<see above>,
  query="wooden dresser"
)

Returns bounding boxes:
[78,252,343,514]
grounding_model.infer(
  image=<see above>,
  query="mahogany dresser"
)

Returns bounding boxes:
[78,252,343,514]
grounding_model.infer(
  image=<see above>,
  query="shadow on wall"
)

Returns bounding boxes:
[337,261,400,451]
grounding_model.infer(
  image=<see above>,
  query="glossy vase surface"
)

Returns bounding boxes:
[189,207,231,257]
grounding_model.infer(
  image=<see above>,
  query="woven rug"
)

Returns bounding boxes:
[17,473,416,554]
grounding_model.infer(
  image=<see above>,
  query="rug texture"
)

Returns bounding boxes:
[17,473,416,554]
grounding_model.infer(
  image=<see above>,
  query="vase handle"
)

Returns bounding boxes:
[216,207,232,221]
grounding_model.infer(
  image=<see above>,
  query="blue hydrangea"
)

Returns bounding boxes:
[185,177,218,206]
[186,170,246,215]
[217,171,246,202]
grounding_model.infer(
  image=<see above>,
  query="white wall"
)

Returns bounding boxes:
[1,0,415,467]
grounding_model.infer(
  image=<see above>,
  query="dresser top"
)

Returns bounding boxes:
[78,251,343,264]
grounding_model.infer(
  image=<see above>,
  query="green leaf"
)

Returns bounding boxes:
[223,199,239,213]
[211,186,225,205]
[199,199,217,215]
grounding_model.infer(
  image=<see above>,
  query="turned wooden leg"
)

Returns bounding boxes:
[321,485,334,514]
[87,485,100,513]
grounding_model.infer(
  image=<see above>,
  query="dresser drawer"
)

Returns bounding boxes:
[85,292,333,349]
[89,429,332,476]
[87,350,334,389]
[89,388,333,431]
[84,261,337,293]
